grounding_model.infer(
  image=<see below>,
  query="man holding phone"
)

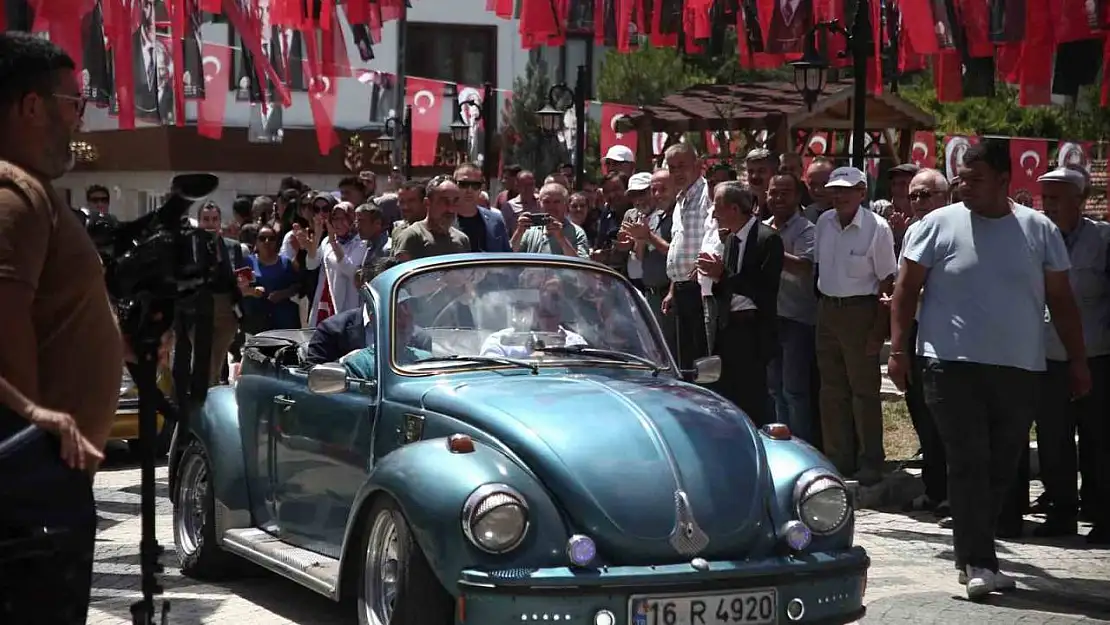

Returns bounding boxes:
[510,183,590,258]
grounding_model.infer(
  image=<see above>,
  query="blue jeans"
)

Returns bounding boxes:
[766,317,816,442]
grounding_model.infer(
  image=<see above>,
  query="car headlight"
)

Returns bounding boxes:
[461,484,529,553]
[793,469,850,535]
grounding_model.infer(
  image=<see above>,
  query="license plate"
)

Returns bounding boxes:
[629,589,777,625]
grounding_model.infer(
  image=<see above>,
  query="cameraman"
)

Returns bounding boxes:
[174,201,246,392]
[0,33,123,622]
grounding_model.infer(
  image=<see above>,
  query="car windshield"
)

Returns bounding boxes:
[391,263,670,372]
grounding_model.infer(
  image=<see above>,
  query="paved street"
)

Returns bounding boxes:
[89,455,1110,625]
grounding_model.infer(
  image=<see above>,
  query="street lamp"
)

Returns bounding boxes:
[451,94,482,150]
[379,106,413,179]
[535,64,589,191]
[789,0,872,167]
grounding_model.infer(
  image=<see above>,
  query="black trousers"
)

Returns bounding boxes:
[0,407,96,624]
[1037,356,1110,525]
[672,280,708,370]
[906,322,947,503]
[708,313,770,426]
[921,359,1039,572]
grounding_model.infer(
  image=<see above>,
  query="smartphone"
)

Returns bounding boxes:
[235,267,255,282]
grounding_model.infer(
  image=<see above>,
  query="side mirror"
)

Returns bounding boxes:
[692,356,722,384]
[307,362,349,395]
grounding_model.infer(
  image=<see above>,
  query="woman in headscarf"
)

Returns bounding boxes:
[304,201,368,324]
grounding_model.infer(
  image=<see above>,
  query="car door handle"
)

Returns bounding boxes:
[273,395,296,407]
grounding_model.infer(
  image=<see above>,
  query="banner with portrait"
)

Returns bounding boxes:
[235,0,304,103]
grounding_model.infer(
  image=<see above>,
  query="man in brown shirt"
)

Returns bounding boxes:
[0,33,123,623]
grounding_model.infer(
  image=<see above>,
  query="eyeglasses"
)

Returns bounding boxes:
[53,93,87,117]
[908,190,940,202]
[455,179,483,190]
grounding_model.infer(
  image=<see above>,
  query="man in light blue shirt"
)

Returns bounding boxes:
[889,141,1090,601]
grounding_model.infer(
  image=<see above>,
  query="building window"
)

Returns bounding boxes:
[406,23,496,90]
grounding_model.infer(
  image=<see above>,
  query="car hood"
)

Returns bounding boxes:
[420,373,772,563]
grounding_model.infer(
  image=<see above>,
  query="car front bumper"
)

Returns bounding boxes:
[457,546,868,625]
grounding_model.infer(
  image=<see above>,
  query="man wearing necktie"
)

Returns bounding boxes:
[696,182,784,425]
[766,0,812,53]
[130,0,172,122]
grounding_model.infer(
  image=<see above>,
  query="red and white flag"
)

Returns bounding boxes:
[600,103,638,158]
[944,135,979,181]
[803,131,831,170]
[197,42,230,139]
[1056,140,1093,171]
[910,130,936,168]
[303,25,339,155]
[405,77,445,167]
[1009,138,1049,198]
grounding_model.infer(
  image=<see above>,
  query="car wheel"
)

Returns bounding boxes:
[173,439,236,579]
[357,497,453,625]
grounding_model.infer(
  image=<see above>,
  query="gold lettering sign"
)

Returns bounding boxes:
[359,134,463,170]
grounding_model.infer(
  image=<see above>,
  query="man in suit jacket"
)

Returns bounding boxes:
[697,181,784,425]
[131,0,173,122]
[766,0,812,54]
[454,163,511,252]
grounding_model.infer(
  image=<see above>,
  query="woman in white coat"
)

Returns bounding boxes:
[304,202,368,323]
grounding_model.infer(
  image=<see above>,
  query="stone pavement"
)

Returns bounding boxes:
[88,456,1110,625]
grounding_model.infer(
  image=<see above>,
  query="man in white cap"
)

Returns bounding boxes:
[617,172,655,290]
[1036,166,1110,545]
[813,166,897,487]
[604,145,636,177]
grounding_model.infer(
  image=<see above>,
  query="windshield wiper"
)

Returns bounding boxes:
[412,354,538,375]
[534,345,666,376]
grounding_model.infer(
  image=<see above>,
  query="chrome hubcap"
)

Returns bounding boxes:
[174,453,208,556]
[363,510,401,625]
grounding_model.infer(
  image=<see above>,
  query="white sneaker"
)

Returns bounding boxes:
[965,566,995,601]
[993,571,1016,591]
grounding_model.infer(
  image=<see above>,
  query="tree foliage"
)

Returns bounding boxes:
[899,75,1110,141]
[500,58,571,177]
[596,43,712,105]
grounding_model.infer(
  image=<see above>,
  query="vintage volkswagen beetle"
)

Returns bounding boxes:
[170,254,868,625]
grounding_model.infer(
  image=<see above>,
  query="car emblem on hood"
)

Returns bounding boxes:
[668,490,709,556]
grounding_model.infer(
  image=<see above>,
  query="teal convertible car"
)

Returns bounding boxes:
[170,254,868,625]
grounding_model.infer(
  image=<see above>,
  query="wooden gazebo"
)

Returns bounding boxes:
[616,81,936,168]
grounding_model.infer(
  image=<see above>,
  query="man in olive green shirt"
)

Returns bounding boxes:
[392,176,470,261]
[510,183,590,258]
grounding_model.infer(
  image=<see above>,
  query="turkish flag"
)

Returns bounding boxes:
[910,131,936,168]
[944,135,979,181]
[1056,140,1093,170]
[803,131,831,170]
[600,103,638,158]
[1009,138,1048,197]
[303,29,339,155]
[406,76,445,167]
[197,42,230,139]
[704,131,722,158]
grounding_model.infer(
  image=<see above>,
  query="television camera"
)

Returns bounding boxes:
[78,173,223,624]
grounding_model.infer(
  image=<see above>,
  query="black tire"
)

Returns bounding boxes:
[357,497,453,625]
[173,438,238,579]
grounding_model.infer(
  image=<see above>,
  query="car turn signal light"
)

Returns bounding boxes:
[448,434,476,454]
[761,423,792,440]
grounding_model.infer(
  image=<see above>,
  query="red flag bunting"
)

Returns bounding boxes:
[197,41,230,139]
[943,135,979,181]
[302,23,339,155]
[1009,138,1049,198]
[170,0,188,127]
[600,103,638,159]
[405,76,445,167]
[910,131,936,168]
[1018,0,1054,106]
[1051,0,1102,43]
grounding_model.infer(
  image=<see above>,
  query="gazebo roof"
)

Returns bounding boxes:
[617,81,935,134]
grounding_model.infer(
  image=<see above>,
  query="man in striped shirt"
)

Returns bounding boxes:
[662,143,712,369]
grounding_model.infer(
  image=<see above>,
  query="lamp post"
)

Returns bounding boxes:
[379,105,413,180]
[536,64,589,191]
[789,0,873,168]
[450,82,494,181]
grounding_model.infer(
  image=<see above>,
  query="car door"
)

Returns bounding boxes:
[271,362,376,557]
